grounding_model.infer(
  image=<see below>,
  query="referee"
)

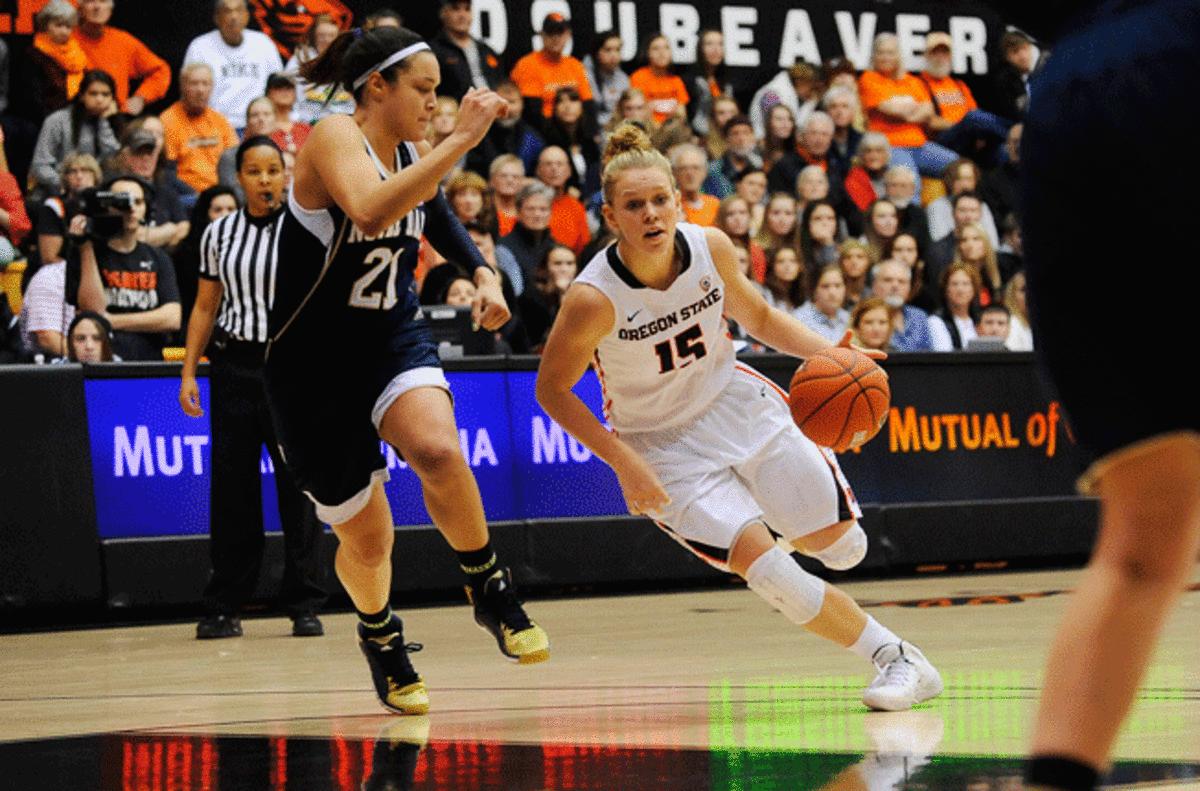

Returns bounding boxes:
[179,135,326,639]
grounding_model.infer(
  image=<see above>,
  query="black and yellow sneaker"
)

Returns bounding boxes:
[465,567,550,665]
[358,623,429,715]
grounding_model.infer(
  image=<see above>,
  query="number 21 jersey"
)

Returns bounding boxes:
[573,222,734,434]
[269,137,426,349]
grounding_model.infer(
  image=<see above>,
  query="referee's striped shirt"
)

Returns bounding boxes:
[198,207,283,343]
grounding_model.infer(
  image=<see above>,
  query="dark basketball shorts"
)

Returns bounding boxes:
[1021,0,1200,486]
[264,313,448,524]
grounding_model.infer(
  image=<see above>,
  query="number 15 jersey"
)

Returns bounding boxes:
[573,222,735,434]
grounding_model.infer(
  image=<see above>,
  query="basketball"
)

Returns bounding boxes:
[789,347,890,452]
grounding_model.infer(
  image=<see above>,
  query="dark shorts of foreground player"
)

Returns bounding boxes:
[1021,0,1200,476]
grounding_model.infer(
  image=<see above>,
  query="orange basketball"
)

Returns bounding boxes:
[789,347,890,452]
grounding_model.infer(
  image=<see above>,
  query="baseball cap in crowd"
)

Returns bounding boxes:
[925,32,952,52]
[1000,28,1034,52]
[265,72,296,91]
[541,12,570,35]
[123,129,157,153]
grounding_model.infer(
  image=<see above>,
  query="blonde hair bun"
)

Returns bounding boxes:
[600,122,676,205]
[603,123,654,167]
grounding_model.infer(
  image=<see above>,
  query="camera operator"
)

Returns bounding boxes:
[74,175,181,360]
[19,154,101,360]
[106,124,191,251]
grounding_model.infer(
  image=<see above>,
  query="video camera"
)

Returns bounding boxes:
[83,190,137,215]
[78,188,137,240]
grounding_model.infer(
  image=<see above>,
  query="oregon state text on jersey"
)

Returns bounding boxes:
[573,223,735,434]
[269,136,426,345]
[616,288,724,342]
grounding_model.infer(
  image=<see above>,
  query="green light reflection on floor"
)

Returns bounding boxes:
[706,666,1189,755]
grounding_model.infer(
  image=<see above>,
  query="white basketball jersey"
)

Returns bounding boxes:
[573,222,735,434]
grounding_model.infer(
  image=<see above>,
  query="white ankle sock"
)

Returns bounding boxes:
[848,616,900,663]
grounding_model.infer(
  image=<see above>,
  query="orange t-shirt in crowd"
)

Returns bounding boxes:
[549,193,590,255]
[160,102,238,193]
[629,68,690,125]
[497,209,517,238]
[918,73,979,126]
[683,194,720,227]
[72,26,171,110]
[510,52,594,117]
[858,70,930,149]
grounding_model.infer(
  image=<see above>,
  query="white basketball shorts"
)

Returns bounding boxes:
[622,363,861,570]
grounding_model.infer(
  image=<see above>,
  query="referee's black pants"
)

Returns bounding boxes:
[204,340,326,617]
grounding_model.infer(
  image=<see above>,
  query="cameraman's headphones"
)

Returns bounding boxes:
[100,173,156,225]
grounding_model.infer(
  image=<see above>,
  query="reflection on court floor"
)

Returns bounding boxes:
[2,569,1197,789]
[5,728,1199,790]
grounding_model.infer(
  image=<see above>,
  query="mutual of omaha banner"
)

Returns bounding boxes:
[83,354,1083,539]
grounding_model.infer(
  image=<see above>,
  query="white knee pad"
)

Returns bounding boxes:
[744,547,827,626]
[807,523,868,571]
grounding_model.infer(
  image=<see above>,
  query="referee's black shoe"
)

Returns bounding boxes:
[465,568,550,664]
[291,612,324,637]
[358,622,429,715]
[196,613,242,639]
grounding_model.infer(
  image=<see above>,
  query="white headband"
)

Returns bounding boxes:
[351,42,431,91]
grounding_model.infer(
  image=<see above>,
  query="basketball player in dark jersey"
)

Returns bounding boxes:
[265,26,549,715]
[1013,2,1200,788]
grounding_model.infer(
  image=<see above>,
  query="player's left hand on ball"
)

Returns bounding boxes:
[471,279,511,331]
[836,330,887,362]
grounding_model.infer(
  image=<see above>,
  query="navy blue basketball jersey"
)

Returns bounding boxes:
[270,136,427,347]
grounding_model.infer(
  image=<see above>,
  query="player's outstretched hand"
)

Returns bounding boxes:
[471,274,511,331]
[452,88,509,150]
[836,330,887,361]
[614,450,671,516]
[179,375,204,418]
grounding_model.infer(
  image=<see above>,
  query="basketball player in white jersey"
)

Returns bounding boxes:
[536,124,942,710]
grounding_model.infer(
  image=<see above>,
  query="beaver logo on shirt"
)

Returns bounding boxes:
[700,276,712,292]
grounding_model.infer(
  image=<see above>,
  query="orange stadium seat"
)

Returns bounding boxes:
[2,260,26,314]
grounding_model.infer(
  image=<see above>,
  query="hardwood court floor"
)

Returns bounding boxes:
[2,568,1198,789]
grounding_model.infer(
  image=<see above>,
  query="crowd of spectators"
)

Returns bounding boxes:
[0,0,1042,363]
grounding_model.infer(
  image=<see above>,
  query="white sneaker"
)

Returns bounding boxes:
[862,642,943,711]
